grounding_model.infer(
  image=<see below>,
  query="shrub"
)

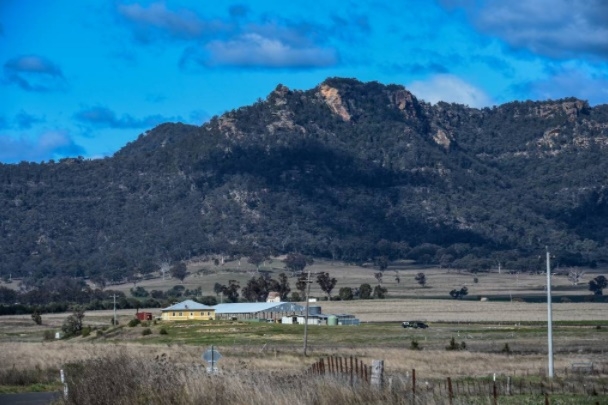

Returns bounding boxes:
[338,287,354,301]
[159,328,168,335]
[81,326,91,337]
[141,328,152,336]
[62,308,85,337]
[128,318,141,327]
[410,339,421,350]
[96,329,104,337]
[31,311,42,325]
[446,337,466,351]
[43,330,55,340]
[501,343,511,354]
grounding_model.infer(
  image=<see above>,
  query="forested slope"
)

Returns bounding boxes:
[1,78,608,282]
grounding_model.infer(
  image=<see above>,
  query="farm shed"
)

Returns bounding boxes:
[213,302,305,321]
[161,300,215,321]
[281,315,323,325]
[282,313,361,326]
[136,312,153,321]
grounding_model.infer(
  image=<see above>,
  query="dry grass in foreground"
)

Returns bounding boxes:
[2,341,607,380]
[53,351,608,405]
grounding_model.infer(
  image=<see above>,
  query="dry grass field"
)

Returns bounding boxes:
[96,257,604,303]
[1,258,607,402]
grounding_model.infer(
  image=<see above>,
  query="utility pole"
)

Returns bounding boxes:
[112,294,117,326]
[546,247,554,378]
[303,270,312,357]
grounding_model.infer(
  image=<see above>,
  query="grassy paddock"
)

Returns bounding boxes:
[74,258,606,302]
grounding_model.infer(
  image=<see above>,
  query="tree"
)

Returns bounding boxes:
[276,272,291,300]
[374,256,389,270]
[295,273,308,296]
[338,287,354,301]
[567,268,585,286]
[450,286,468,299]
[0,286,17,305]
[316,272,337,300]
[213,282,224,297]
[31,310,42,325]
[138,260,159,279]
[130,286,149,298]
[90,275,106,291]
[359,283,372,299]
[415,272,427,287]
[241,275,275,302]
[62,308,85,337]
[373,285,387,299]
[170,262,187,283]
[248,252,267,272]
[283,253,313,274]
[589,275,607,295]
[374,272,383,285]
[221,280,240,303]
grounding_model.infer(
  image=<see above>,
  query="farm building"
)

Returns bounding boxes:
[136,312,153,321]
[266,292,281,302]
[282,313,360,326]
[213,302,305,321]
[161,300,215,321]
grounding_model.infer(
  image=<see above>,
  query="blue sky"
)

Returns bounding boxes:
[2,0,608,163]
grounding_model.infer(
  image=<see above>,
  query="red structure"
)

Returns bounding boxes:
[136,312,153,321]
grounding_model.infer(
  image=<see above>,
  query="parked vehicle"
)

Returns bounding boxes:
[402,321,428,329]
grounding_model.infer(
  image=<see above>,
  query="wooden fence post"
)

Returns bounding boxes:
[371,360,384,389]
[412,368,416,398]
[447,377,453,405]
[350,356,354,387]
[493,381,497,405]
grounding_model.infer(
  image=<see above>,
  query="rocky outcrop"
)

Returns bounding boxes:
[433,128,452,150]
[318,84,351,121]
[389,89,419,119]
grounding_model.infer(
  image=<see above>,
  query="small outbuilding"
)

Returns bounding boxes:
[266,292,281,303]
[161,300,215,321]
[136,312,153,321]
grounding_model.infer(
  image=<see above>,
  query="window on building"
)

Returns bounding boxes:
[179,312,182,316]
[172,312,175,316]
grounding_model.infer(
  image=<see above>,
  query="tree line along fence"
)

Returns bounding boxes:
[306,356,608,402]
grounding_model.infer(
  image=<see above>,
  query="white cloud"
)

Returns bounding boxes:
[407,74,493,108]
[183,33,338,69]
[444,0,608,60]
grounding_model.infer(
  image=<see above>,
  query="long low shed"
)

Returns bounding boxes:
[213,302,305,321]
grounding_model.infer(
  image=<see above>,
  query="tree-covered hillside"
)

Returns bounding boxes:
[1,78,608,282]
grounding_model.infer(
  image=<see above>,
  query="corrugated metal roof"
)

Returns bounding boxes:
[162,300,215,311]
[214,302,305,314]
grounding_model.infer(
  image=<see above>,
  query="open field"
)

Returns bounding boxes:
[2,305,608,377]
[1,258,607,402]
[42,257,606,303]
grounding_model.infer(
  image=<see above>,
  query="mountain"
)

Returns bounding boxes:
[2,77,608,282]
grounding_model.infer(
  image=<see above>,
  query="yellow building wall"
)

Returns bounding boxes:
[161,310,215,321]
